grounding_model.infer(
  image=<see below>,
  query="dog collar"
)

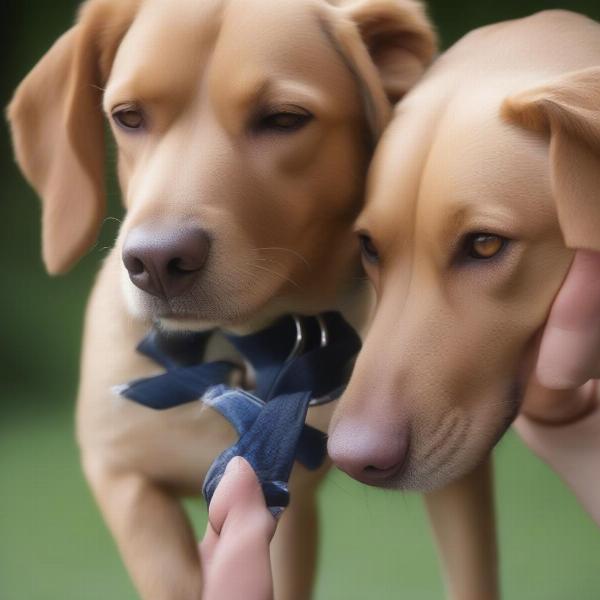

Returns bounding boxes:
[117,312,361,516]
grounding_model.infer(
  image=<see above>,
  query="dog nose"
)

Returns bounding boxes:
[122,226,210,299]
[328,419,409,486]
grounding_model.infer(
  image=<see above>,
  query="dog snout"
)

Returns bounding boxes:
[328,418,409,487]
[122,226,210,299]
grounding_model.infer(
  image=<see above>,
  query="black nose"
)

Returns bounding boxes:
[122,226,210,299]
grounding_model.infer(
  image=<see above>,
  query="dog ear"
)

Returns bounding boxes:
[503,67,600,252]
[344,0,437,103]
[327,0,437,138]
[7,0,136,274]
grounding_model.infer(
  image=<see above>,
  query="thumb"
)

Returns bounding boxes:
[537,250,600,389]
[208,457,276,539]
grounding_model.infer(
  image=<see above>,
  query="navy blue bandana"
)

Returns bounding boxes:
[118,312,361,516]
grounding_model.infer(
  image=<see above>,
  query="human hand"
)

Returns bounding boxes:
[200,457,277,600]
[514,384,600,526]
[536,250,600,390]
[518,250,600,425]
[515,250,600,525]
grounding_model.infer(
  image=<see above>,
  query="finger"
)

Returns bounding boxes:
[208,457,276,539]
[203,457,277,600]
[513,398,600,527]
[203,524,275,600]
[537,250,600,389]
[521,376,597,425]
[514,384,598,457]
[199,522,219,567]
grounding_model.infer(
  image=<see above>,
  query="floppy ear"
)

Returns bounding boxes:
[344,0,437,103]
[327,0,436,137]
[503,67,600,252]
[7,0,135,274]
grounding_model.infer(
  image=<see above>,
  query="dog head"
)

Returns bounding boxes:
[8,0,435,329]
[328,10,600,490]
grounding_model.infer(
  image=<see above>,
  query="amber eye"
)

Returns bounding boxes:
[467,233,507,260]
[359,233,379,264]
[112,106,145,130]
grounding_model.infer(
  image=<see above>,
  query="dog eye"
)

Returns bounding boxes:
[465,233,507,260]
[255,110,313,133]
[112,106,145,131]
[359,233,380,264]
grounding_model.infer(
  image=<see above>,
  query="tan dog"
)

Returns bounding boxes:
[329,3,599,554]
[8,0,435,598]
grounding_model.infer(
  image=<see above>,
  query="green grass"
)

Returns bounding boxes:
[1,398,598,600]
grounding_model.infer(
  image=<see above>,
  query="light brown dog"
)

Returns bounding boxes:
[8,0,435,598]
[329,5,600,583]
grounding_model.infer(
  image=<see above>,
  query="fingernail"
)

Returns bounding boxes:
[224,456,242,476]
[537,326,599,389]
[224,456,251,477]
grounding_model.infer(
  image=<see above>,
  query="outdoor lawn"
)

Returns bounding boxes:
[1,396,599,599]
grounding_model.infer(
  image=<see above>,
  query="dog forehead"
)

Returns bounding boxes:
[107,0,353,111]
[212,0,356,97]
[361,73,554,249]
[357,85,447,241]
[438,10,600,78]
[419,84,557,235]
[108,0,224,98]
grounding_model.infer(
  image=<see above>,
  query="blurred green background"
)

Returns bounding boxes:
[2,1,600,599]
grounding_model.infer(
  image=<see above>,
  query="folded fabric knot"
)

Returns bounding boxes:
[118,312,361,516]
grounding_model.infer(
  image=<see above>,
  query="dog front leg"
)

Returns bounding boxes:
[270,494,318,600]
[83,458,203,600]
[269,462,329,600]
[424,457,499,600]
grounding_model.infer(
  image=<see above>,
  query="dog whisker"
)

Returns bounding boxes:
[253,257,292,274]
[255,247,312,271]
[247,262,301,290]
